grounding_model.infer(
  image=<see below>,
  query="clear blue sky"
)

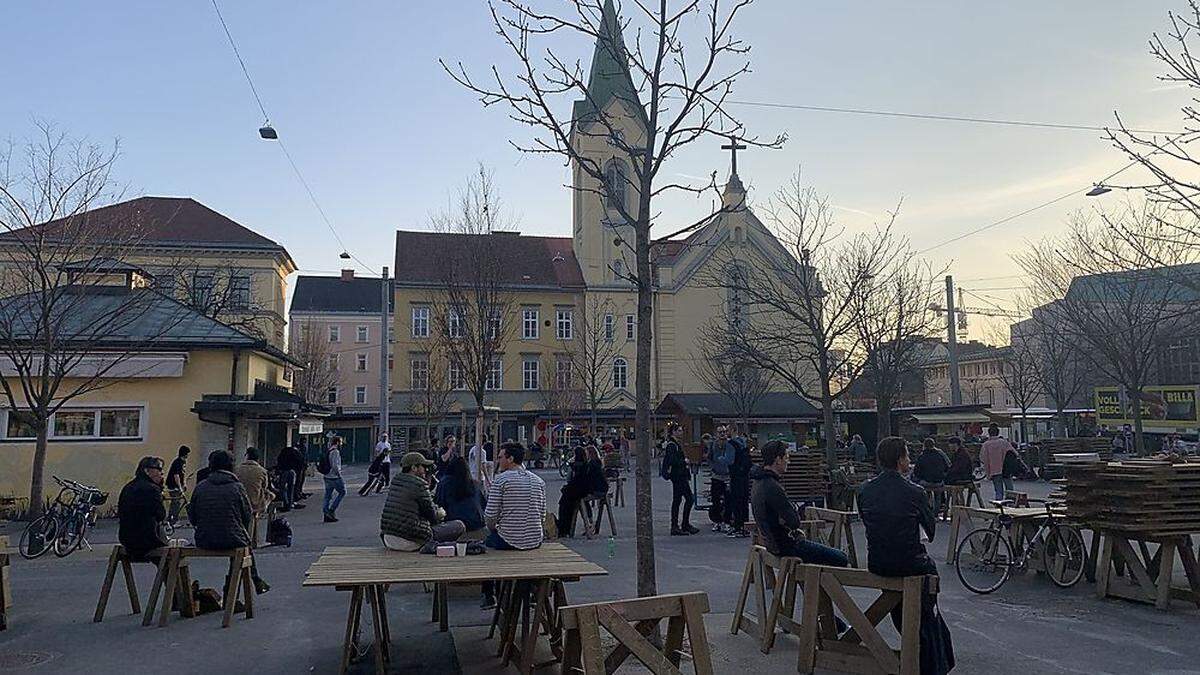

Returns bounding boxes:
[2,1,1190,337]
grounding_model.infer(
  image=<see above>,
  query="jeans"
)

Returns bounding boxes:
[991,475,1014,500]
[710,478,728,524]
[670,478,694,529]
[276,470,295,509]
[485,529,518,550]
[323,476,346,515]
[729,476,750,530]
[781,538,850,567]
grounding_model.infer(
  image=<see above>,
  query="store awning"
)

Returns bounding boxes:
[910,412,991,425]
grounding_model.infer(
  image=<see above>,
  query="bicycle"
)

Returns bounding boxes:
[955,498,1087,594]
[163,487,190,537]
[51,476,107,557]
[18,476,105,559]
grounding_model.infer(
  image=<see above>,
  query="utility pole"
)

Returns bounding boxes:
[379,266,391,442]
[945,274,962,405]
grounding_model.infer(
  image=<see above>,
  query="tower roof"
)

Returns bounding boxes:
[572,0,647,128]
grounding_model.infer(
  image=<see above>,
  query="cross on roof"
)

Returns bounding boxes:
[721,135,747,176]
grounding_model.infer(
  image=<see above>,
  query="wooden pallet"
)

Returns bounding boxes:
[1063,459,1200,539]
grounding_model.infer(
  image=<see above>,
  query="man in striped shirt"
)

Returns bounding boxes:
[483,443,546,550]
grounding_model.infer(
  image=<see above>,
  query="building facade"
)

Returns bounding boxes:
[922,342,1015,408]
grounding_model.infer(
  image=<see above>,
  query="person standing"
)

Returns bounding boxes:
[726,430,752,538]
[484,443,546,550]
[321,435,346,523]
[235,447,275,514]
[849,434,868,462]
[662,425,697,536]
[436,434,459,478]
[375,433,392,491]
[980,424,1014,500]
[165,445,190,524]
[276,444,307,509]
[858,437,955,675]
[708,426,732,532]
[118,457,170,562]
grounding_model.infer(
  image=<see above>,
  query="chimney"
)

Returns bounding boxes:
[340,269,355,281]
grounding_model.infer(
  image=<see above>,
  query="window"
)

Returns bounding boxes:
[449,307,464,339]
[410,358,429,390]
[229,273,251,309]
[604,314,615,342]
[356,353,368,371]
[329,325,341,343]
[411,306,430,338]
[626,314,635,341]
[354,386,367,405]
[2,408,142,440]
[448,361,466,390]
[613,357,628,389]
[356,325,369,343]
[326,387,338,404]
[388,353,394,371]
[604,159,628,210]
[191,271,214,306]
[613,260,623,279]
[487,309,502,340]
[328,354,339,371]
[556,358,572,389]
[486,357,503,390]
[523,359,540,390]
[556,309,573,340]
[522,308,540,340]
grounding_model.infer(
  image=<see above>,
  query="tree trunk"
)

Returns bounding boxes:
[591,403,598,432]
[28,421,49,519]
[1131,389,1145,456]
[1055,406,1067,438]
[876,395,893,447]
[474,405,485,477]
[633,214,657,598]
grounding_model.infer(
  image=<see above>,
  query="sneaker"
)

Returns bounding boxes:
[292,503,307,510]
[711,523,724,533]
[323,513,337,523]
[727,528,749,538]
[684,524,700,535]
[254,578,271,595]
[670,527,686,536]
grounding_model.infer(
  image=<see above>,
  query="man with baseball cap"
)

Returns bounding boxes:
[380,452,466,551]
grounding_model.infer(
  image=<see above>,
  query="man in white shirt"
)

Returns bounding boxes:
[484,443,546,550]
[375,434,392,488]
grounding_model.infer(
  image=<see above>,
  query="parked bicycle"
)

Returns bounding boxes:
[163,486,190,537]
[955,498,1087,594]
[18,475,108,559]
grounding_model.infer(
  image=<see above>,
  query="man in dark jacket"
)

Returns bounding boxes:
[751,441,848,565]
[118,457,170,562]
[275,445,307,509]
[189,450,269,594]
[662,426,697,536]
[381,452,466,551]
[945,438,974,484]
[858,437,955,675]
[726,432,752,538]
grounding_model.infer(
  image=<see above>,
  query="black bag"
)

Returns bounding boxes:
[659,445,673,481]
[1002,448,1029,479]
[266,516,293,547]
[316,449,332,476]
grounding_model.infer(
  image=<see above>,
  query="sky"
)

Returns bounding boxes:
[2,1,1192,340]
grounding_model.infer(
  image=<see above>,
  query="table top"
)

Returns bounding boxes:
[954,505,1065,520]
[302,541,608,588]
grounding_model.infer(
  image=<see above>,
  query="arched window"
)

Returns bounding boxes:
[612,357,628,389]
[612,259,623,279]
[734,226,743,243]
[604,159,628,211]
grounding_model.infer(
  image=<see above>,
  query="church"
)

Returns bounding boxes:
[388,0,817,447]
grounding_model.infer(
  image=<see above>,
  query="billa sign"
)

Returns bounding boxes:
[1094,386,1199,426]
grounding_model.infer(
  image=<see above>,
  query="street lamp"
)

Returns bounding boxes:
[1086,184,1112,197]
[259,122,278,140]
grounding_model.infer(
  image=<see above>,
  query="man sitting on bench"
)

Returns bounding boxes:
[190,450,270,594]
[751,440,848,566]
[858,437,955,675]
[118,457,171,562]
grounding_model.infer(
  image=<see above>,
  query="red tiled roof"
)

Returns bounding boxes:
[393,230,585,288]
[2,196,287,251]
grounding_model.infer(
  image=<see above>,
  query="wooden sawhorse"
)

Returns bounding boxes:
[562,591,714,674]
[144,546,255,628]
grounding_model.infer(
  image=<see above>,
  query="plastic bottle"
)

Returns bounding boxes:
[607,535,616,559]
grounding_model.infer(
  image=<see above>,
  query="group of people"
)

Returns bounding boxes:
[672,425,752,537]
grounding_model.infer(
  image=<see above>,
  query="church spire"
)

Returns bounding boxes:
[574,0,646,126]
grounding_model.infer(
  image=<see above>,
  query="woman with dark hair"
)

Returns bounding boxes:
[433,456,485,539]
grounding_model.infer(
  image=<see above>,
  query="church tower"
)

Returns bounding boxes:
[570,0,647,288]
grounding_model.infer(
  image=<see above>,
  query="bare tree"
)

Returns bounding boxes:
[0,124,188,515]
[851,249,942,439]
[692,321,770,435]
[708,172,901,467]
[444,0,782,596]
[431,167,518,478]
[1012,306,1093,436]
[406,343,455,451]
[1016,206,1191,454]
[537,357,584,451]
[290,319,339,405]
[992,341,1043,443]
[161,260,272,341]
[563,296,627,429]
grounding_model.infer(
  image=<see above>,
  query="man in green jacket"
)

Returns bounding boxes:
[380,452,466,551]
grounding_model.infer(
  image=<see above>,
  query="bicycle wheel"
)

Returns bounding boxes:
[558,460,570,479]
[1043,525,1087,588]
[54,513,86,557]
[955,527,1013,594]
[19,514,59,559]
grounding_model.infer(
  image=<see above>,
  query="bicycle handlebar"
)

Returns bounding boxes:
[51,475,100,494]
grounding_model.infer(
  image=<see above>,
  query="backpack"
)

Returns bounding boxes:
[317,449,332,475]
[659,450,672,481]
[1002,448,1029,479]
[266,516,293,547]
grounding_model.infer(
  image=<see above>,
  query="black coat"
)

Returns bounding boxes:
[749,466,801,556]
[857,470,936,577]
[188,470,253,550]
[913,448,951,484]
[946,449,974,483]
[277,446,306,474]
[663,441,690,482]
[118,474,169,558]
[729,438,752,480]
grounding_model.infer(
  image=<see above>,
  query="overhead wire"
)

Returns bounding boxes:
[210,0,376,274]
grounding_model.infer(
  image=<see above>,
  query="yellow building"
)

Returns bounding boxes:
[388,0,808,446]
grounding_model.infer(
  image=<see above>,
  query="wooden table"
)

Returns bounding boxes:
[945,504,1065,566]
[303,542,607,674]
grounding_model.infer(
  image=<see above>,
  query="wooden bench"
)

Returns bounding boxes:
[608,471,626,508]
[0,535,10,630]
[572,491,617,539]
[944,482,984,510]
[1004,490,1030,507]
[795,564,938,675]
[561,591,714,674]
[144,546,255,628]
[94,544,165,622]
[731,545,791,653]
[803,507,861,568]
